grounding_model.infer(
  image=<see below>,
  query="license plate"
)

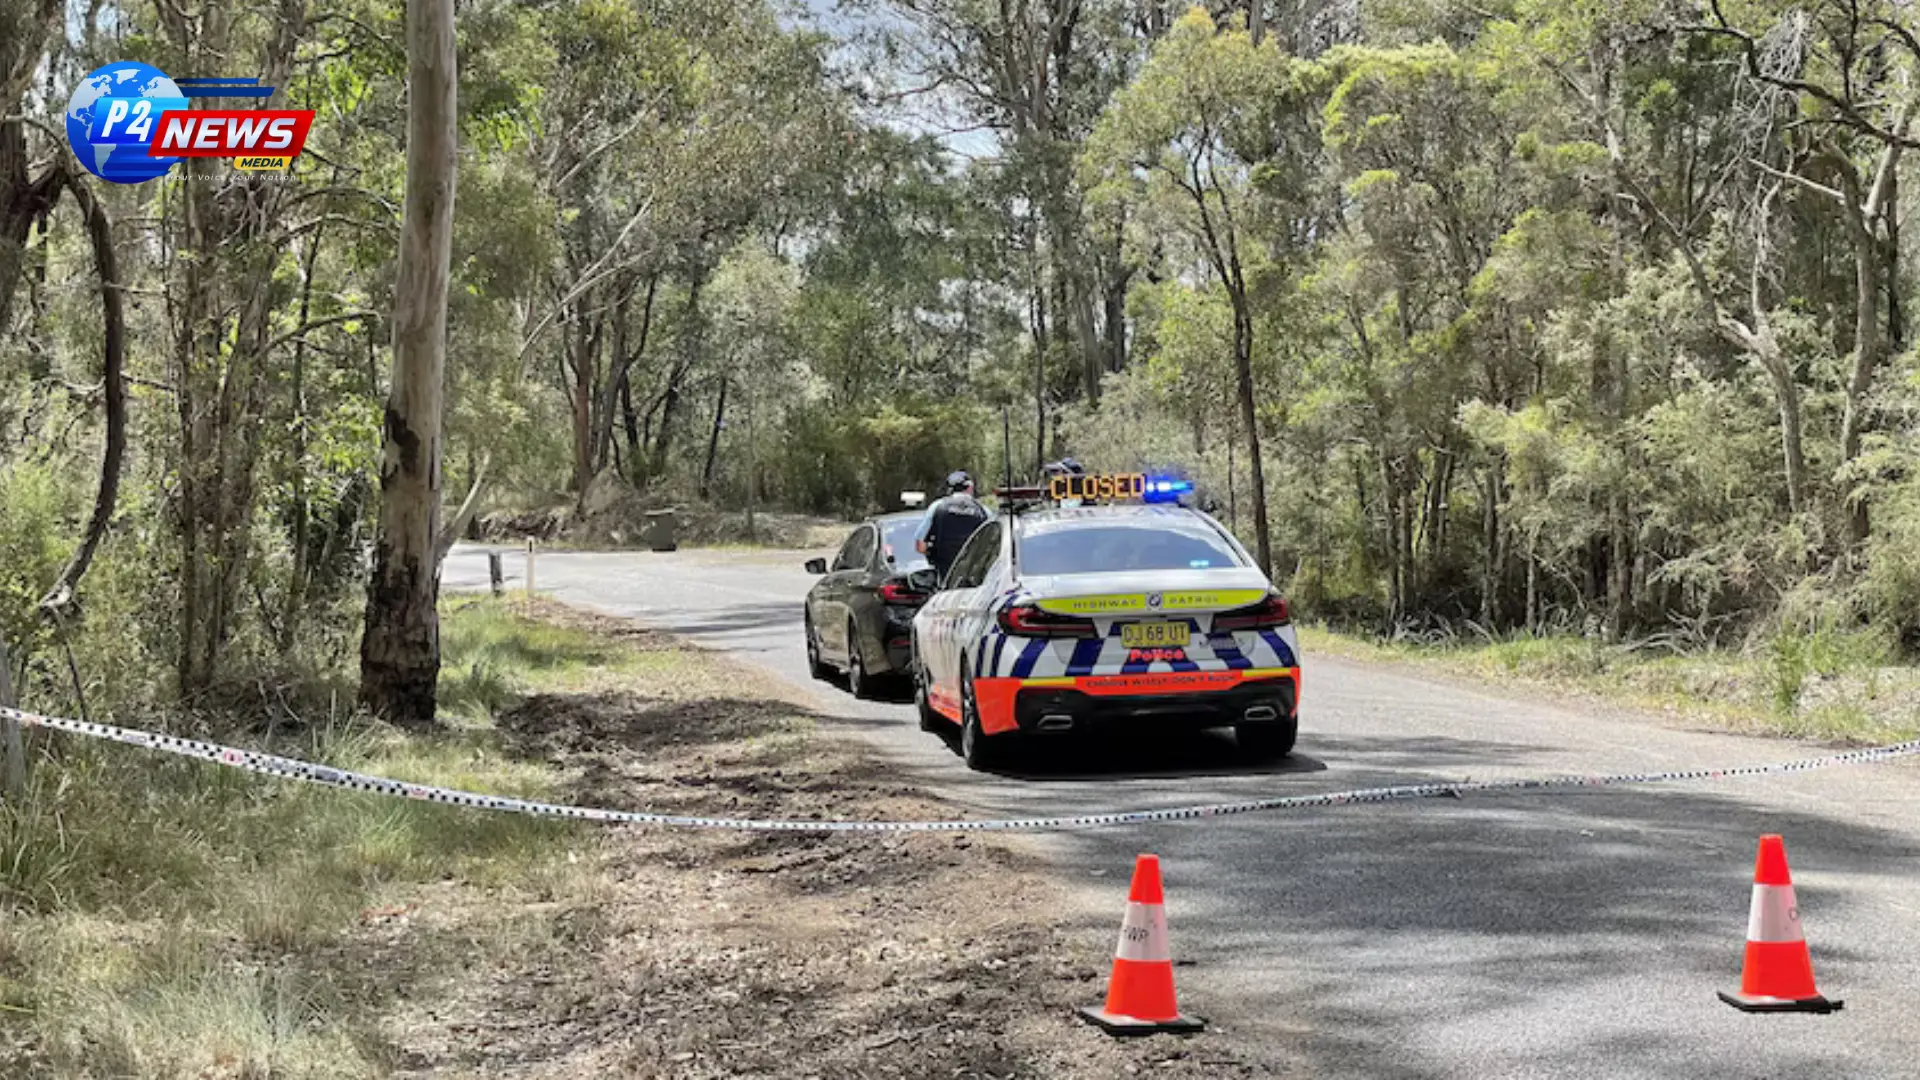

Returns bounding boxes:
[1120,621,1190,648]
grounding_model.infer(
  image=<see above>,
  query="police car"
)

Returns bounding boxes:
[910,473,1300,770]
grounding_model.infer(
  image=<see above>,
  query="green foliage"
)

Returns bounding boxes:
[0,457,75,660]
[7,0,1920,757]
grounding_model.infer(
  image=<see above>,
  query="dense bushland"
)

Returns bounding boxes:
[6,0,1920,729]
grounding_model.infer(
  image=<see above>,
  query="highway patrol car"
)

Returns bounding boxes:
[910,473,1300,770]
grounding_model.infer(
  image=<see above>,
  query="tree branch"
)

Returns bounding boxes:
[516,194,662,371]
[279,184,400,218]
[553,91,672,190]
[271,212,397,247]
[434,452,490,567]
[0,112,68,154]
[1747,156,1846,205]
[36,168,126,621]
[1686,2,1920,150]
[262,310,378,356]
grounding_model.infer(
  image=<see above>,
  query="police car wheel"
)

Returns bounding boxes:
[1236,717,1297,760]
[845,620,874,700]
[804,612,830,682]
[913,660,942,732]
[959,671,1006,771]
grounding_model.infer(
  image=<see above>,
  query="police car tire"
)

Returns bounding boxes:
[805,612,831,682]
[913,663,942,732]
[1236,718,1298,760]
[959,671,1006,771]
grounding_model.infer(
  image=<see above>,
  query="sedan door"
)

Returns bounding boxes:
[822,525,876,662]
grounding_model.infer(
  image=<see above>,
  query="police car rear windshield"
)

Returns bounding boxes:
[1015,519,1244,575]
[881,517,930,570]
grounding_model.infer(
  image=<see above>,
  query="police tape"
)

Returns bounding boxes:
[3,702,1919,833]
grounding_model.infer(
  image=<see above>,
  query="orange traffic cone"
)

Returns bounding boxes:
[1718,835,1843,1014]
[1079,854,1204,1035]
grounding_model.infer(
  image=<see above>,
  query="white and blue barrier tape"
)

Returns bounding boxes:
[3,703,1917,833]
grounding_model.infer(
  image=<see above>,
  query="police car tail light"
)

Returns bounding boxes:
[1213,594,1291,631]
[997,603,1097,638]
[878,581,927,605]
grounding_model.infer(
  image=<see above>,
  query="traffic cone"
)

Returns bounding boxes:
[1718,835,1843,1014]
[1079,854,1204,1035]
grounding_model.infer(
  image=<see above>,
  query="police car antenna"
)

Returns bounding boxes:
[992,472,1048,573]
[1001,405,1013,493]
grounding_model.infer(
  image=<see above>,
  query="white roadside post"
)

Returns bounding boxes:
[0,636,24,799]
[526,538,536,600]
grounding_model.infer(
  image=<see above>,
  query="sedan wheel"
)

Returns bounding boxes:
[846,620,873,700]
[805,612,830,681]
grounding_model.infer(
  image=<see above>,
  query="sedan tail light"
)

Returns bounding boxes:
[1213,594,1291,631]
[879,581,928,605]
[997,603,1098,638]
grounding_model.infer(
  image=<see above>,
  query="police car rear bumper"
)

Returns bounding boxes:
[975,669,1298,736]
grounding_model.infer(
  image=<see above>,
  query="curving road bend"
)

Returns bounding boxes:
[445,543,1920,1079]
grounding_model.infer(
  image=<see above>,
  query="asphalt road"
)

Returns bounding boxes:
[446,543,1920,1078]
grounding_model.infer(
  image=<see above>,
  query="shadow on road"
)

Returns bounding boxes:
[1034,768,1919,1078]
[904,724,1330,781]
[1303,731,1554,770]
[647,601,803,638]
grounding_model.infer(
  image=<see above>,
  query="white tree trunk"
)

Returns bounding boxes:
[360,0,457,724]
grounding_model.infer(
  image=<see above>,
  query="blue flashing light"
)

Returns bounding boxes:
[1142,477,1194,503]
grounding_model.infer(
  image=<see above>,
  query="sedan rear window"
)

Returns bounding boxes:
[881,517,930,569]
[1015,521,1243,575]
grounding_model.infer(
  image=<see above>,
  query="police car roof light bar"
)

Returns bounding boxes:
[1141,477,1194,504]
[993,484,1047,509]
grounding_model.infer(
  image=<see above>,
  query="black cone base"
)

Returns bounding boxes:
[1718,990,1844,1014]
[1078,1006,1206,1036]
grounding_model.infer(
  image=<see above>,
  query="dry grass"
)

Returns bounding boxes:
[0,599,590,1078]
[3,598,1259,1079]
[1298,624,1920,745]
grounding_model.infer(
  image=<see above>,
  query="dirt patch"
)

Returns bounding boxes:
[377,606,1262,1078]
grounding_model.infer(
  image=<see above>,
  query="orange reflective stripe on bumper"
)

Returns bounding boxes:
[1063,668,1297,698]
[973,677,1024,735]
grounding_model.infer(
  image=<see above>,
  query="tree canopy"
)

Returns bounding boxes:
[5,0,1920,723]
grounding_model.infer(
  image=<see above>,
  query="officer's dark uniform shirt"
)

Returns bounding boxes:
[915,493,990,583]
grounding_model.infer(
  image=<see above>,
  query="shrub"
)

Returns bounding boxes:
[0,459,78,662]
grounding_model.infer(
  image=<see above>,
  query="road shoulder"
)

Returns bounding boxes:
[1298,625,1920,748]
[388,600,1261,1077]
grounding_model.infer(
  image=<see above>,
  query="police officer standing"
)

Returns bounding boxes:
[915,471,991,584]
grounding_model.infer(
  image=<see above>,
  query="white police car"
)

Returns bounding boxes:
[910,474,1300,770]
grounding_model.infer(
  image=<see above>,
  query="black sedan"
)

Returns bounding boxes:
[803,512,936,698]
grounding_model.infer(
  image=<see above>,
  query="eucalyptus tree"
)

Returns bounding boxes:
[1084,8,1301,574]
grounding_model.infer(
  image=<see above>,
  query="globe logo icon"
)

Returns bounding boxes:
[65,61,187,184]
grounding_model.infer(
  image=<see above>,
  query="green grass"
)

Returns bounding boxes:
[0,598,612,1078]
[1298,624,1920,745]
[438,595,629,719]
